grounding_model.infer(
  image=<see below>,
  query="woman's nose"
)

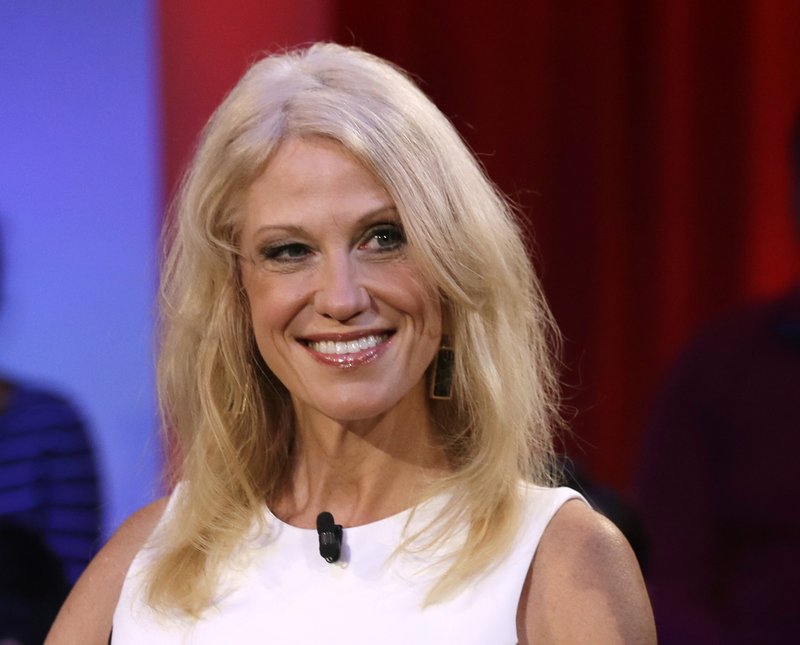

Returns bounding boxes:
[313,253,370,322]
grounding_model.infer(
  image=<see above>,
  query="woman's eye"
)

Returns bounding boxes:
[362,224,405,252]
[261,242,310,261]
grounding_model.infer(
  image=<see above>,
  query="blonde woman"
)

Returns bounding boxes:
[48,44,655,644]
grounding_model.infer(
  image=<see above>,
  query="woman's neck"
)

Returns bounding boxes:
[274,395,449,529]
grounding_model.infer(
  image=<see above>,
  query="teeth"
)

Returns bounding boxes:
[309,334,387,355]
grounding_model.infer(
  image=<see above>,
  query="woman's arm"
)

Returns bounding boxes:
[44,498,167,645]
[518,500,656,644]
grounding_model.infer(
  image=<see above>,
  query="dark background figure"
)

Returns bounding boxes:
[0,222,102,585]
[0,519,71,645]
[637,117,800,643]
[0,378,101,584]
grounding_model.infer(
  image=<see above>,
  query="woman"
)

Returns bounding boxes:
[47,43,654,643]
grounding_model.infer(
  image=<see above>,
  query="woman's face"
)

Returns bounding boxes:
[239,136,442,424]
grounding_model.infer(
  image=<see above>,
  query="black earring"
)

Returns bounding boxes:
[429,344,454,400]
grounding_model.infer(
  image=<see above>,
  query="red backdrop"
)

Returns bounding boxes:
[159,0,800,494]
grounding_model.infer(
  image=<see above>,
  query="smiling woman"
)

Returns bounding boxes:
[46,43,655,644]
[240,137,442,426]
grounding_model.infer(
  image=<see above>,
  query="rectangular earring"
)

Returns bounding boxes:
[429,345,454,400]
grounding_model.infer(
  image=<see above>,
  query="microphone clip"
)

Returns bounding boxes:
[316,511,343,563]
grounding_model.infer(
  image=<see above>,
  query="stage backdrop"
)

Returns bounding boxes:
[159,0,800,494]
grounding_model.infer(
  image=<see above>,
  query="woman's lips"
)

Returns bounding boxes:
[299,331,393,368]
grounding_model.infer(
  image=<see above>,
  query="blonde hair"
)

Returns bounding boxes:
[150,43,561,614]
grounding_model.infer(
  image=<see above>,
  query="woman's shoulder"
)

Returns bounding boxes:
[45,496,169,645]
[519,499,656,644]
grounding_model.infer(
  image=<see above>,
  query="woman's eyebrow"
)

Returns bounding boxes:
[359,205,399,221]
[251,205,399,237]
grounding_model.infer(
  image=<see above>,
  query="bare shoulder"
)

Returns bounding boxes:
[519,499,656,644]
[45,496,169,645]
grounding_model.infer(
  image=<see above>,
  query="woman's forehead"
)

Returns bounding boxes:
[240,137,394,237]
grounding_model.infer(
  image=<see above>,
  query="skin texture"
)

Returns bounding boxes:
[518,500,657,643]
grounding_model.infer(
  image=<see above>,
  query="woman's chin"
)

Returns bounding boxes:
[292,385,422,427]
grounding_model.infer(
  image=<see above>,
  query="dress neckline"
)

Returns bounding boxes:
[264,491,450,536]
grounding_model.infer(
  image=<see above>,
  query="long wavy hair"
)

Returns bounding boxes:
[149,43,562,615]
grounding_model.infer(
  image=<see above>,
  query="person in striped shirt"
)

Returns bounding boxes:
[0,376,101,584]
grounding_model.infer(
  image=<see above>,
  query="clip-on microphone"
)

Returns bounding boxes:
[316,511,343,563]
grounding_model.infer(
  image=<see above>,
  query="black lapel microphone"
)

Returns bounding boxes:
[316,511,343,563]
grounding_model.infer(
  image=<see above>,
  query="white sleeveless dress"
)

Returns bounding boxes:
[112,485,584,644]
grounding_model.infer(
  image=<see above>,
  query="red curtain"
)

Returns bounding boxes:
[159,0,334,198]
[159,0,800,493]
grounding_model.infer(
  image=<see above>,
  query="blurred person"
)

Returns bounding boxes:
[0,377,101,584]
[637,116,800,642]
[0,224,102,585]
[48,44,654,644]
